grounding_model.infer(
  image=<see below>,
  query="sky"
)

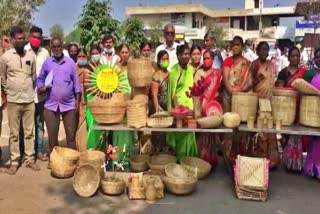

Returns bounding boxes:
[33,0,298,36]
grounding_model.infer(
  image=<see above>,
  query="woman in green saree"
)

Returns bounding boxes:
[86,45,106,150]
[111,44,135,161]
[167,45,198,160]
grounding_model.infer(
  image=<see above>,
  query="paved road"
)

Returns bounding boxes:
[1,110,320,214]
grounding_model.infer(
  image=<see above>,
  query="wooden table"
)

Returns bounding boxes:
[93,124,233,133]
[238,124,320,136]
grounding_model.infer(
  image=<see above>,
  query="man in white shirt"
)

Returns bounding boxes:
[155,24,179,71]
[243,39,258,62]
[280,47,290,70]
[100,35,120,66]
[23,26,50,161]
[301,47,310,66]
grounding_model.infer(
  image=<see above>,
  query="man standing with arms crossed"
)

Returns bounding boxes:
[0,26,40,175]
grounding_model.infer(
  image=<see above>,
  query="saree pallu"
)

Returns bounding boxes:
[253,60,274,99]
[167,64,198,160]
[221,57,252,112]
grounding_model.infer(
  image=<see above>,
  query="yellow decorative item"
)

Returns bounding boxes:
[96,68,119,93]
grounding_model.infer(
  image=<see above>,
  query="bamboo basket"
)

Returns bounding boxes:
[162,176,197,195]
[180,157,211,179]
[72,164,100,198]
[292,79,320,95]
[79,150,106,178]
[235,185,268,202]
[127,100,147,129]
[197,113,223,129]
[223,112,241,128]
[127,59,154,87]
[165,163,190,179]
[271,89,297,126]
[299,95,320,127]
[147,117,174,128]
[129,154,150,172]
[51,146,80,164]
[148,154,177,173]
[101,177,126,195]
[232,92,258,122]
[88,100,126,124]
[142,175,164,199]
[50,159,77,179]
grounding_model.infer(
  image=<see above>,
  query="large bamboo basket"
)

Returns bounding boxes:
[165,163,190,179]
[127,100,147,128]
[50,159,77,179]
[73,164,100,198]
[50,146,80,164]
[162,176,197,195]
[232,92,258,122]
[127,59,154,87]
[299,95,320,127]
[147,154,177,173]
[180,157,211,179]
[88,100,126,124]
[79,150,106,178]
[271,89,297,126]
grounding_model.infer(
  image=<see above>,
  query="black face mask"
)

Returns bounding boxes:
[69,53,78,63]
[14,41,25,55]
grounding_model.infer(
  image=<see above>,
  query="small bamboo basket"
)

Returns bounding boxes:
[143,175,164,199]
[197,113,223,129]
[88,100,126,124]
[79,150,106,178]
[162,176,197,195]
[147,117,174,128]
[299,95,320,127]
[271,89,297,126]
[232,92,258,122]
[127,59,154,87]
[127,100,147,128]
[165,163,190,179]
[129,154,151,172]
[101,177,126,196]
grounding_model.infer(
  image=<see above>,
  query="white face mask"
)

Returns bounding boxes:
[104,48,114,54]
[91,54,100,63]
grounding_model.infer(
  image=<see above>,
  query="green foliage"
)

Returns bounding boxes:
[0,0,45,34]
[65,28,81,44]
[206,24,226,48]
[50,24,64,39]
[77,0,120,50]
[148,21,163,50]
[122,18,146,58]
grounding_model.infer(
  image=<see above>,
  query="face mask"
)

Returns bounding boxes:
[78,60,88,66]
[104,48,113,54]
[30,38,41,49]
[69,54,78,63]
[160,61,169,70]
[14,41,25,54]
[91,54,100,63]
[203,59,213,69]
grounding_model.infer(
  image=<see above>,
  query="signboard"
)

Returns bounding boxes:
[171,13,185,25]
[96,68,119,93]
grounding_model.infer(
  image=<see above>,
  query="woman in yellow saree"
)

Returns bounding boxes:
[167,45,198,160]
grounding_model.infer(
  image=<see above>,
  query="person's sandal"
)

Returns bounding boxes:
[26,162,40,171]
[37,153,49,161]
[8,165,19,175]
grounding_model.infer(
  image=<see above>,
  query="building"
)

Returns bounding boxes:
[126,0,304,42]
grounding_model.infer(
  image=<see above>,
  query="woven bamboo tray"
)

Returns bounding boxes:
[232,92,258,122]
[165,163,190,179]
[299,95,320,127]
[147,154,177,173]
[235,185,268,202]
[72,164,100,197]
[180,157,211,179]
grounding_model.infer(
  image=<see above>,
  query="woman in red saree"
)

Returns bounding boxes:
[251,41,279,168]
[222,36,252,112]
[194,49,222,169]
[222,36,253,165]
[275,47,306,172]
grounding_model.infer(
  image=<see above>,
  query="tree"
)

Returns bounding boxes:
[77,0,120,50]
[123,18,146,58]
[0,0,46,34]
[65,28,81,44]
[206,24,226,48]
[148,21,163,50]
[50,24,64,39]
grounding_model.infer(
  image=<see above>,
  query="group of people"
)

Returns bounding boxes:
[0,23,320,180]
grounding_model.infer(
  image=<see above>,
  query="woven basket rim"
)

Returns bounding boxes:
[72,164,100,197]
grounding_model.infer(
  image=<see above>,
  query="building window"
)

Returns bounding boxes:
[254,0,260,8]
